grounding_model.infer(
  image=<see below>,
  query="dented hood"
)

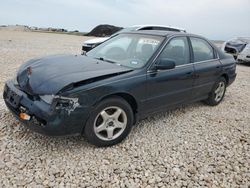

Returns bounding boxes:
[17,54,131,95]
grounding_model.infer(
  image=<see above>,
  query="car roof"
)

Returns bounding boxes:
[131,24,186,32]
[122,30,200,38]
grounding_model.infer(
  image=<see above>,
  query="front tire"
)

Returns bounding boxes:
[84,97,134,147]
[204,77,227,106]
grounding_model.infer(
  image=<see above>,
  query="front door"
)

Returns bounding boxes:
[144,36,195,114]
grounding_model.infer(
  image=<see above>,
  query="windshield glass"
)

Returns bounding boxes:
[86,34,164,68]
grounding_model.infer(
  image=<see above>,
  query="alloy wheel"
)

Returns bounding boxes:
[214,81,225,102]
[94,106,127,141]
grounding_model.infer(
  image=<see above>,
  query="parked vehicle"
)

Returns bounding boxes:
[221,37,250,62]
[4,30,236,147]
[82,25,186,53]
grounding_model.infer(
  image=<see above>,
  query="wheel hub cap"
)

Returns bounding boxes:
[107,121,114,127]
[94,106,127,141]
[214,81,225,102]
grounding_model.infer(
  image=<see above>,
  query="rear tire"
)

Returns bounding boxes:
[84,97,134,147]
[204,77,227,106]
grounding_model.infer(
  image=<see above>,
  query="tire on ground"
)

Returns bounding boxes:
[84,96,134,147]
[204,77,227,106]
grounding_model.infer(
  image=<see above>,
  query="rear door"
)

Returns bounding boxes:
[144,36,195,114]
[189,37,222,99]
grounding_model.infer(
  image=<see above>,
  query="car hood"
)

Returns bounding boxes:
[17,54,132,95]
[225,39,249,53]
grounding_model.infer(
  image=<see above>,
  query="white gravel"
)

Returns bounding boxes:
[0,30,249,187]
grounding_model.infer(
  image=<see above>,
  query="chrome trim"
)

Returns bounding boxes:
[191,58,220,65]
[147,63,193,74]
[176,63,193,68]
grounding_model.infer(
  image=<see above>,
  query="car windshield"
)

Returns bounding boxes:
[86,33,164,69]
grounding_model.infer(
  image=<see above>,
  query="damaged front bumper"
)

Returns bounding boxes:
[3,80,90,136]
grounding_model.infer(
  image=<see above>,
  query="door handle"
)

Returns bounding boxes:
[195,74,200,78]
[191,74,199,79]
[185,72,195,79]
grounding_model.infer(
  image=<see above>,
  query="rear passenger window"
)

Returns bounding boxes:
[158,37,190,66]
[190,37,215,62]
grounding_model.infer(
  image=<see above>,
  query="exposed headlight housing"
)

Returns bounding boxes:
[39,95,79,114]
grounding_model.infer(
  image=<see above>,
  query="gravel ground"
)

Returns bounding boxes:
[0,30,249,188]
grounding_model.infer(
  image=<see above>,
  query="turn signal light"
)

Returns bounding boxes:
[19,113,31,121]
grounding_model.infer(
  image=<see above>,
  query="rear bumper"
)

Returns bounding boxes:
[3,80,89,136]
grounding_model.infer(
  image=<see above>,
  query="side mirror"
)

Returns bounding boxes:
[154,58,176,70]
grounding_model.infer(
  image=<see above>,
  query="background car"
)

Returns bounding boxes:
[221,37,250,62]
[82,25,186,53]
[237,44,250,63]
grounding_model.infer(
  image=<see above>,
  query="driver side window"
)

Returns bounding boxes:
[99,36,132,55]
[158,37,190,66]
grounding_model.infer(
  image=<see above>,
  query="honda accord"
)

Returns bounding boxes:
[4,30,236,147]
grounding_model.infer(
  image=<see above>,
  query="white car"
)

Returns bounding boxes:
[222,37,250,63]
[237,44,250,63]
[82,25,186,53]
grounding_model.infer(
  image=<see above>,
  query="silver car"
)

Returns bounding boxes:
[221,37,250,63]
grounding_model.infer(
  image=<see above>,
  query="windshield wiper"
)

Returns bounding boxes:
[96,57,117,64]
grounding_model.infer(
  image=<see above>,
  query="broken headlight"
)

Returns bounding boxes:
[40,95,79,111]
[55,97,73,108]
[54,96,79,114]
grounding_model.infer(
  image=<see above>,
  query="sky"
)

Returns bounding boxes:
[0,0,250,40]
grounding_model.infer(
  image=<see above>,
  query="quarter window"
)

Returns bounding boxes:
[190,37,215,62]
[158,37,190,66]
